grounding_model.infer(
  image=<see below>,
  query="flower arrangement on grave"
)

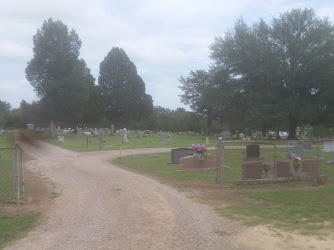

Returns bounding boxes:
[192,144,208,160]
[292,156,301,172]
[293,156,301,162]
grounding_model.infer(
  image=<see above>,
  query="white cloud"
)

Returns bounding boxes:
[0,80,37,108]
[0,41,32,63]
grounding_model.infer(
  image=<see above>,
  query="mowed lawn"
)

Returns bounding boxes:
[114,150,334,235]
[43,133,215,151]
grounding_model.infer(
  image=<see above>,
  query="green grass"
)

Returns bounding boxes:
[115,149,334,235]
[41,133,215,151]
[0,139,15,199]
[113,151,217,183]
[216,187,334,234]
[0,133,12,148]
[0,213,40,249]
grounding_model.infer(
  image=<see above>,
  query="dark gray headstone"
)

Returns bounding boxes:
[170,148,193,164]
[246,144,260,159]
[222,131,232,140]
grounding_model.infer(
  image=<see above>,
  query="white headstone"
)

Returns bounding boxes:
[123,128,128,144]
[324,141,334,152]
[206,137,209,145]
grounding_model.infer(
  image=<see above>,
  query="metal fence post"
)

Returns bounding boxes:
[216,137,224,186]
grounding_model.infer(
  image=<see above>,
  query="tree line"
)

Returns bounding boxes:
[3,8,334,138]
[179,8,334,139]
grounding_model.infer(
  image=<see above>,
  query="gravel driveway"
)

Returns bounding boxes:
[5,140,249,250]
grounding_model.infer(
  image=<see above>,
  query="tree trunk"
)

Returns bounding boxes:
[206,112,213,135]
[49,120,56,137]
[287,118,297,140]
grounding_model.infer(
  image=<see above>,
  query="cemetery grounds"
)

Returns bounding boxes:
[1,131,334,249]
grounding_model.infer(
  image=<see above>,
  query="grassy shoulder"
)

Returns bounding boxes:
[0,213,40,249]
[0,133,13,147]
[113,151,334,236]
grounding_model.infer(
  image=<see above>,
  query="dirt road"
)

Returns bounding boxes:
[6,139,250,250]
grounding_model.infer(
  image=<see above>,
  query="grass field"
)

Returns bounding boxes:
[114,149,334,235]
[217,187,334,235]
[42,133,215,151]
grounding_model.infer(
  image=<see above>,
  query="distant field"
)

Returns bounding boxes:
[42,133,216,151]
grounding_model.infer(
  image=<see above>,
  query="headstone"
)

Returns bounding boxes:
[160,133,170,140]
[239,133,244,138]
[57,126,60,130]
[27,124,34,130]
[288,142,298,147]
[57,136,64,142]
[123,128,128,144]
[324,141,334,152]
[206,137,209,145]
[119,129,124,136]
[136,131,140,138]
[287,146,304,158]
[242,137,251,141]
[100,131,105,143]
[275,161,291,178]
[170,148,193,164]
[222,131,232,140]
[84,132,91,136]
[180,155,217,171]
[77,128,82,137]
[111,125,114,136]
[245,144,260,159]
[254,131,262,139]
[242,162,263,180]
[302,159,319,177]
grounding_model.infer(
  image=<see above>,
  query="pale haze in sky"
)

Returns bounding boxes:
[1,0,334,110]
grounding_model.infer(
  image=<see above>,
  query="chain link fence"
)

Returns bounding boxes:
[216,140,333,186]
[0,145,24,202]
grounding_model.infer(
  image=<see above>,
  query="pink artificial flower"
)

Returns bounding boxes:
[293,156,301,162]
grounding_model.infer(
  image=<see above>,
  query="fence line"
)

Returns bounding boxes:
[218,139,332,186]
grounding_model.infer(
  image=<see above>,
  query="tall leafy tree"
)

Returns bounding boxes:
[210,8,334,139]
[26,19,98,134]
[98,47,153,126]
[179,69,232,134]
[0,100,11,128]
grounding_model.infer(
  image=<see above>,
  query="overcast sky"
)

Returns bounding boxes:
[1,0,334,110]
